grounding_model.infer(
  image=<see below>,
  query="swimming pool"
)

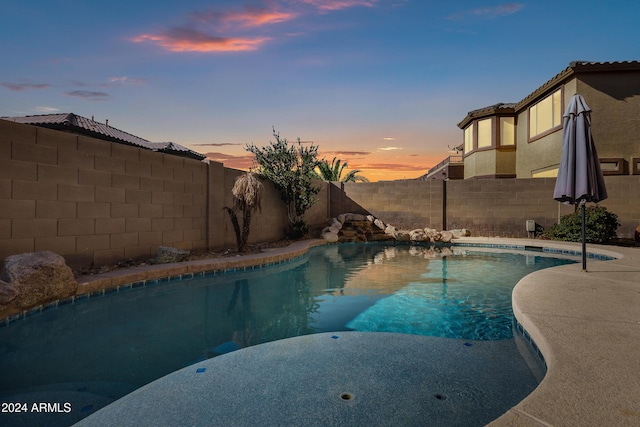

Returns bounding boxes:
[0,242,578,426]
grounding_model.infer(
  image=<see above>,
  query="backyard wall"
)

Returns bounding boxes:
[0,120,321,270]
[342,177,639,239]
[1,119,637,272]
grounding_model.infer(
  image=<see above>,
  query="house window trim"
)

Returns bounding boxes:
[475,117,496,152]
[527,87,564,143]
[498,116,516,147]
[463,115,516,158]
[463,123,474,157]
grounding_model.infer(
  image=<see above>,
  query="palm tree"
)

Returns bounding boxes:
[315,157,369,182]
[224,172,264,253]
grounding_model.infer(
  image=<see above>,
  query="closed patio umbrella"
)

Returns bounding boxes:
[553,93,608,271]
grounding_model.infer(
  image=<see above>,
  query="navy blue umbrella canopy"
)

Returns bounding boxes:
[553,94,608,204]
[553,93,608,271]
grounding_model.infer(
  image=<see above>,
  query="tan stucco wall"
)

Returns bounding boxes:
[577,71,640,164]
[464,148,515,178]
[516,73,640,178]
[495,149,516,175]
[464,150,495,179]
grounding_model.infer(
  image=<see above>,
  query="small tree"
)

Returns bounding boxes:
[246,128,320,238]
[315,157,369,182]
[224,172,264,253]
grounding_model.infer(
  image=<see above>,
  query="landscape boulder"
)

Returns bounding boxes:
[384,225,397,238]
[0,251,77,309]
[440,230,454,243]
[396,230,411,241]
[149,246,190,264]
[451,229,471,238]
[409,229,428,241]
[321,231,339,243]
[320,212,472,244]
[0,280,18,310]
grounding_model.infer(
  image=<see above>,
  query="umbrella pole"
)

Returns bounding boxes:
[581,203,587,271]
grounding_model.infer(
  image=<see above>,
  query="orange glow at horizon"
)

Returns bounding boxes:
[203,149,445,182]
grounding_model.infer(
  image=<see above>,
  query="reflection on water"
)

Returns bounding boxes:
[0,242,575,424]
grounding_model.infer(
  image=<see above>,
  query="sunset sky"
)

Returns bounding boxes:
[2,1,638,181]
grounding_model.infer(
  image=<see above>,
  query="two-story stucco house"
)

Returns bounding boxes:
[454,60,640,180]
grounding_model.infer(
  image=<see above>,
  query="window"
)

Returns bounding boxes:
[532,168,558,178]
[477,118,492,148]
[500,117,515,146]
[529,89,562,139]
[464,124,474,154]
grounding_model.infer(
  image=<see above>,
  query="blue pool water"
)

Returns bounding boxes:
[0,242,577,426]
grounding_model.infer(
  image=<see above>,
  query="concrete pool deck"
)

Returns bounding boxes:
[72,238,640,426]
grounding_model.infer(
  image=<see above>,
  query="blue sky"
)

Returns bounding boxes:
[2,0,638,180]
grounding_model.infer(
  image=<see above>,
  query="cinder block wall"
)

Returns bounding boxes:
[445,178,575,237]
[2,118,637,272]
[0,119,330,270]
[341,177,639,239]
[341,180,445,231]
[598,175,640,238]
[0,120,211,269]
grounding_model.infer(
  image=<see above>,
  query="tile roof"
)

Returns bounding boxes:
[1,113,205,160]
[515,60,640,111]
[458,60,640,129]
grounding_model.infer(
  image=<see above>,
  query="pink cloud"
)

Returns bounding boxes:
[131,29,270,52]
[192,7,297,28]
[131,1,378,54]
[296,0,377,12]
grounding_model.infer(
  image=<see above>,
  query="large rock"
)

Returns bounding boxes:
[384,225,397,236]
[330,219,343,230]
[396,230,411,241]
[422,228,437,241]
[368,233,397,242]
[440,230,454,243]
[373,218,385,230]
[322,231,339,243]
[451,229,471,238]
[149,246,190,264]
[0,251,77,309]
[409,229,428,241]
[0,280,18,309]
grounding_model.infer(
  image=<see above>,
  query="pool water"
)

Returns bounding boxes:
[0,243,577,426]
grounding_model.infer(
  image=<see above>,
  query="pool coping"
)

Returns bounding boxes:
[3,237,640,426]
[458,237,640,426]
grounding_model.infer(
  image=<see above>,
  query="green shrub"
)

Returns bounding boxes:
[288,220,310,240]
[545,206,620,243]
